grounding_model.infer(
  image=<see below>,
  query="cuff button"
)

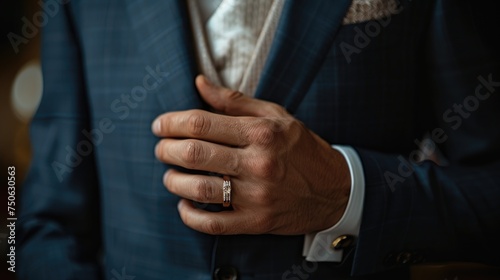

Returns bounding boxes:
[331,235,354,250]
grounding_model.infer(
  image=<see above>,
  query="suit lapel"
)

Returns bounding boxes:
[125,0,204,112]
[125,0,352,113]
[255,0,352,114]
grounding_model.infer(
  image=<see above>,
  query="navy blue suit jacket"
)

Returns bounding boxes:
[17,0,500,279]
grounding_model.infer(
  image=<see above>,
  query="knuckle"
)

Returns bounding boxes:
[192,178,214,202]
[227,90,244,101]
[225,153,241,175]
[203,218,225,235]
[253,156,280,180]
[249,120,278,147]
[182,140,203,167]
[252,187,274,207]
[187,110,210,137]
[268,103,286,116]
[289,119,305,134]
[254,188,269,205]
[222,90,244,113]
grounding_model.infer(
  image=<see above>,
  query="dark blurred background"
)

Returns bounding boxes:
[2,1,44,279]
[1,2,500,280]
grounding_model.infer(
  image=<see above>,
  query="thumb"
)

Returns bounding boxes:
[195,75,286,117]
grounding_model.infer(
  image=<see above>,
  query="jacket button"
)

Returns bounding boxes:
[396,252,413,264]
[331,235,355,250]
[214,266,238,280]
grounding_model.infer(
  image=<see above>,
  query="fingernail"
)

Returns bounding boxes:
[163,170,170,185]
[154,142,161,157]
[152,119,161,134]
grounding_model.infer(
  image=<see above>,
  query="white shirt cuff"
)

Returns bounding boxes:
[302,145,365,262]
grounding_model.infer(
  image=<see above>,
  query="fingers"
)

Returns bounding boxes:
[195,75,288,118]
[177,199,266,235]
[166,170,278,235]
[165,169,238,204]
[152,109,251,147]
[155,138,242,176]
[151,75,291,147]
[152,76,298,236]
[167,173,262,235]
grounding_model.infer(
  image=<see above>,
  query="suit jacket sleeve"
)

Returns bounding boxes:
[351,0,500,275]
[17,3,102,279]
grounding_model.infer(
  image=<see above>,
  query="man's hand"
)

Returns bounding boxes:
[152,75,351,235]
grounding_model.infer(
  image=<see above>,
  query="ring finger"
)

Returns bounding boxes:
[164,169,240,205]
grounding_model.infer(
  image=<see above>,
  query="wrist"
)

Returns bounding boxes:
[330,148,352,224]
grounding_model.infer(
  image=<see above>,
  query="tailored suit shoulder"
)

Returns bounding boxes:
[17,0,500,279]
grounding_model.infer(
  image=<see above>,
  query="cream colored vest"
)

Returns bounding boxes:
[188,0,285,97]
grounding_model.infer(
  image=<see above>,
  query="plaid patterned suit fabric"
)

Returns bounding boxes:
[17,0,500,279]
